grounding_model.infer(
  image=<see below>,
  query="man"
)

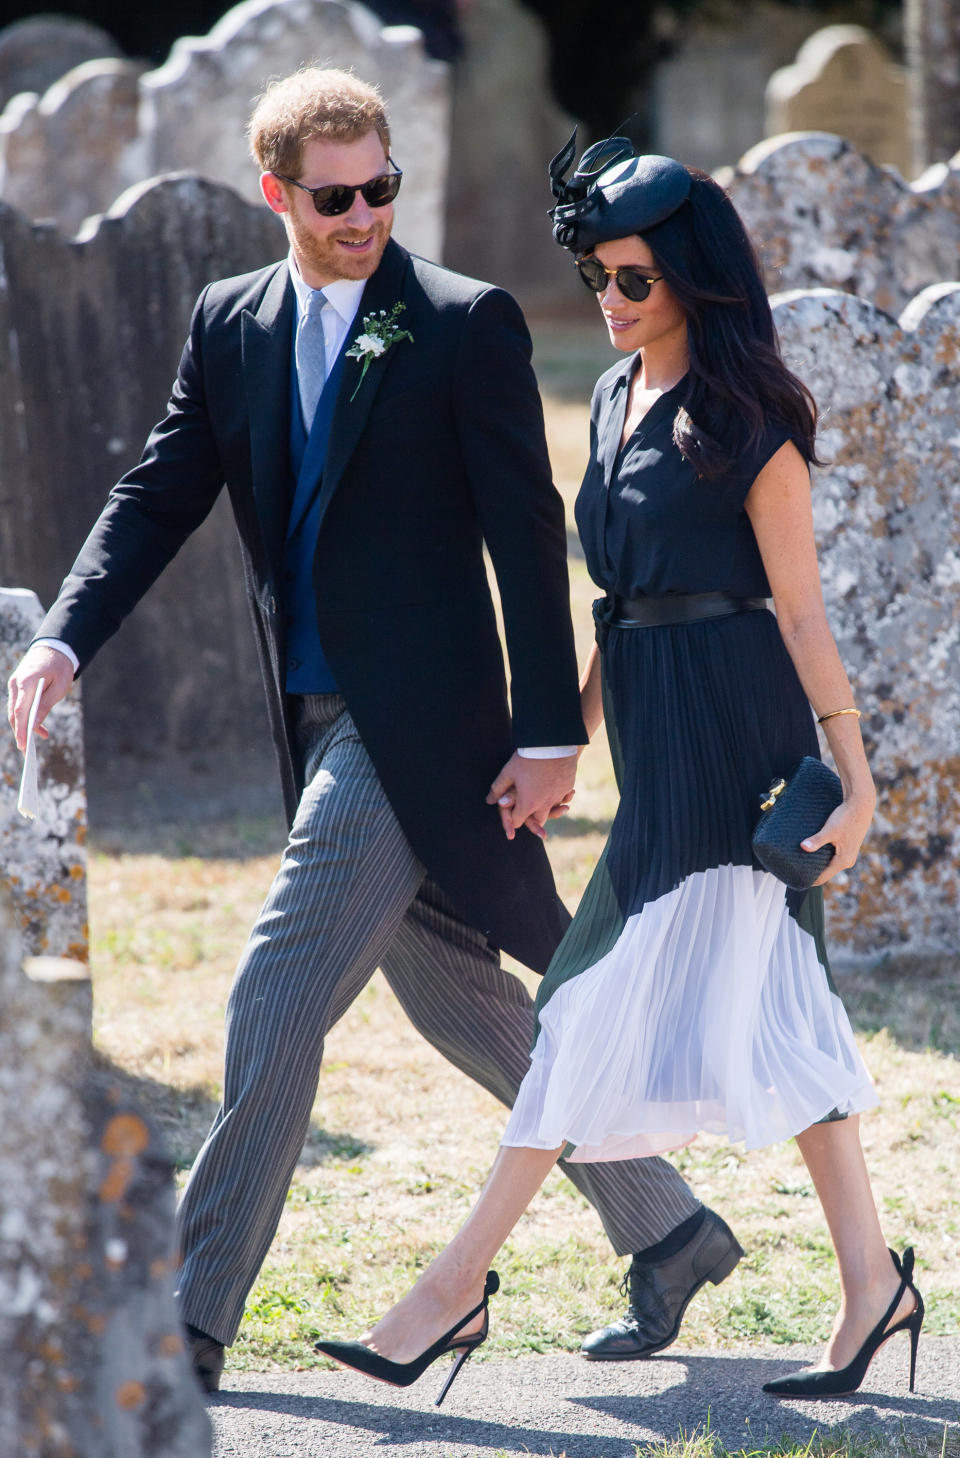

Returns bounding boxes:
[7,68,741,1389]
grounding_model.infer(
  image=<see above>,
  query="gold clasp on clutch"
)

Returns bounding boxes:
[760,777,786,812]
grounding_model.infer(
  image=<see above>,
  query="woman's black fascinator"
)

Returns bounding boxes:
[549,128,691,252]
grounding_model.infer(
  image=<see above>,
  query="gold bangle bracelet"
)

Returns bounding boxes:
[817,707,862,724]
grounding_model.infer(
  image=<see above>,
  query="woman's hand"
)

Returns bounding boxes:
[487,752,579,841]
[803,790,876,887]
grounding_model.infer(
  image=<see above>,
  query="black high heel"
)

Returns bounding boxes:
[763,1247,924,1399]
[314,1270,499,1407]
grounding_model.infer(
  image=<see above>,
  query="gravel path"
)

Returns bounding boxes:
[208,1339,959,1457]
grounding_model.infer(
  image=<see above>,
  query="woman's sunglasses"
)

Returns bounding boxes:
[575,255,663,302]
[273,159,402,216]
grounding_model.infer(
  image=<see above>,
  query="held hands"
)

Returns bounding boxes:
[803,789,876,887]
[487,751,579,841]
[7,645,75,752]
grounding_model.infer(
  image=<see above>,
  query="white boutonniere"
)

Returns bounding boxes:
[346,301,413,400]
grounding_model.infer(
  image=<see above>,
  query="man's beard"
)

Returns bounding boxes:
[288,211,391,281]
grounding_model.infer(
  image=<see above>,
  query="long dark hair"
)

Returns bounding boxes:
[641,168,820,478]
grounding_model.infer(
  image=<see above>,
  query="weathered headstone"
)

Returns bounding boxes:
[0,14,121,114]
[0,59,147,235]
[444,0,574,306]
[656,0,820,178]
[0,0,450,259]
[0,588,87,961]
[766,25,910,177]
[772,284,960,961]
[0,887,212,1456]
[0,178,283,798]
[727,132,960,317]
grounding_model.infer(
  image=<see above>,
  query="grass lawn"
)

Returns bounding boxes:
[85,324,958,1455]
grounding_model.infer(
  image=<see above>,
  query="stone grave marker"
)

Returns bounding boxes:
[0,178,282,793]
[444,0,574,306]
[727,132,960,317]
[0,13,121,113]
[766,24,910,177]
[0,587,87,962]
[0,58,147,235]
[0,885,212,1456]
[0,0,449,259]
[772,283,960,961]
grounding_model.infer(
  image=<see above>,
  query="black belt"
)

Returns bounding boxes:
[606,591,768,628]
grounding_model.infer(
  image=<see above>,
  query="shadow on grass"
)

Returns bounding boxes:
[86,746,287,861]
[299,1128,375,1168]
[92,1048,373,1173]
[92,1047,219,1170]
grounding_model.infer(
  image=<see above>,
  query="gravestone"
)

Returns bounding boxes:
[0,588,87,962]
[656,0,820,178]
[0,888,212,1456]
[0,178,283,800]
[766,25,910,177]
[443,0,574,307]
[0,59,147,235]
[727,132,960,318]
[772,284,960,961]
[0,14,121,114]
[0,0,449,259]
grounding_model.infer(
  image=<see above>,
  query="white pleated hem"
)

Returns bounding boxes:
[502,864,877,1163]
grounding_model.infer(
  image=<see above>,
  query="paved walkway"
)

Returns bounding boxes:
[209,1339,959,1458]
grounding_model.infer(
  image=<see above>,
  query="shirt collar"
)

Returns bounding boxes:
[286,252,366,329]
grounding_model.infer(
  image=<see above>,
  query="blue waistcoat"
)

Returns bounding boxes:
[282,334,350,693]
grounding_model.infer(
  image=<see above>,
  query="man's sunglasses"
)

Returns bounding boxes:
[575,255,663,303]
[273,159,402,216]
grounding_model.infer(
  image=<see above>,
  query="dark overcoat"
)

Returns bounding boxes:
[38,239,587,972]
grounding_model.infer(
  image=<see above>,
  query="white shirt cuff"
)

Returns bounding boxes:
[517,745,579,759]
[33,638,79,674]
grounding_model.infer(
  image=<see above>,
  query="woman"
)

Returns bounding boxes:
[315,139,923,1404]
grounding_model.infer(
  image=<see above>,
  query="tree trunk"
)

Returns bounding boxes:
[906,0,960,171]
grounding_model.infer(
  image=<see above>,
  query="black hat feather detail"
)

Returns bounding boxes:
[548,133,691,252]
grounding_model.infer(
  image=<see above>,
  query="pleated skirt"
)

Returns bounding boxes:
[502,607,877,1162]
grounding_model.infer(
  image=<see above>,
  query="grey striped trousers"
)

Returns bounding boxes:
[175,695,700,1345]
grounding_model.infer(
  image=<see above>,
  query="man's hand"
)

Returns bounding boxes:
[7,645,75,752]
[487,752,578,841]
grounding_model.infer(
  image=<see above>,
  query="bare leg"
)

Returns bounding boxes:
[795,1115,916,1369]
[361,1144,563,1364]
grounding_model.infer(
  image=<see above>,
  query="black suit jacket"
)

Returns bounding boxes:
[38,239,587,972]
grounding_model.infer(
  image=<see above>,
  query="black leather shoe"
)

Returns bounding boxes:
[581,1208,743,1360]
[186,1327,225,1393]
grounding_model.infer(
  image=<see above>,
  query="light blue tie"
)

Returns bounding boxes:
[295,289,328,430]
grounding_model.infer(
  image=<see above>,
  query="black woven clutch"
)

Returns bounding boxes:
[751,755,843,890]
